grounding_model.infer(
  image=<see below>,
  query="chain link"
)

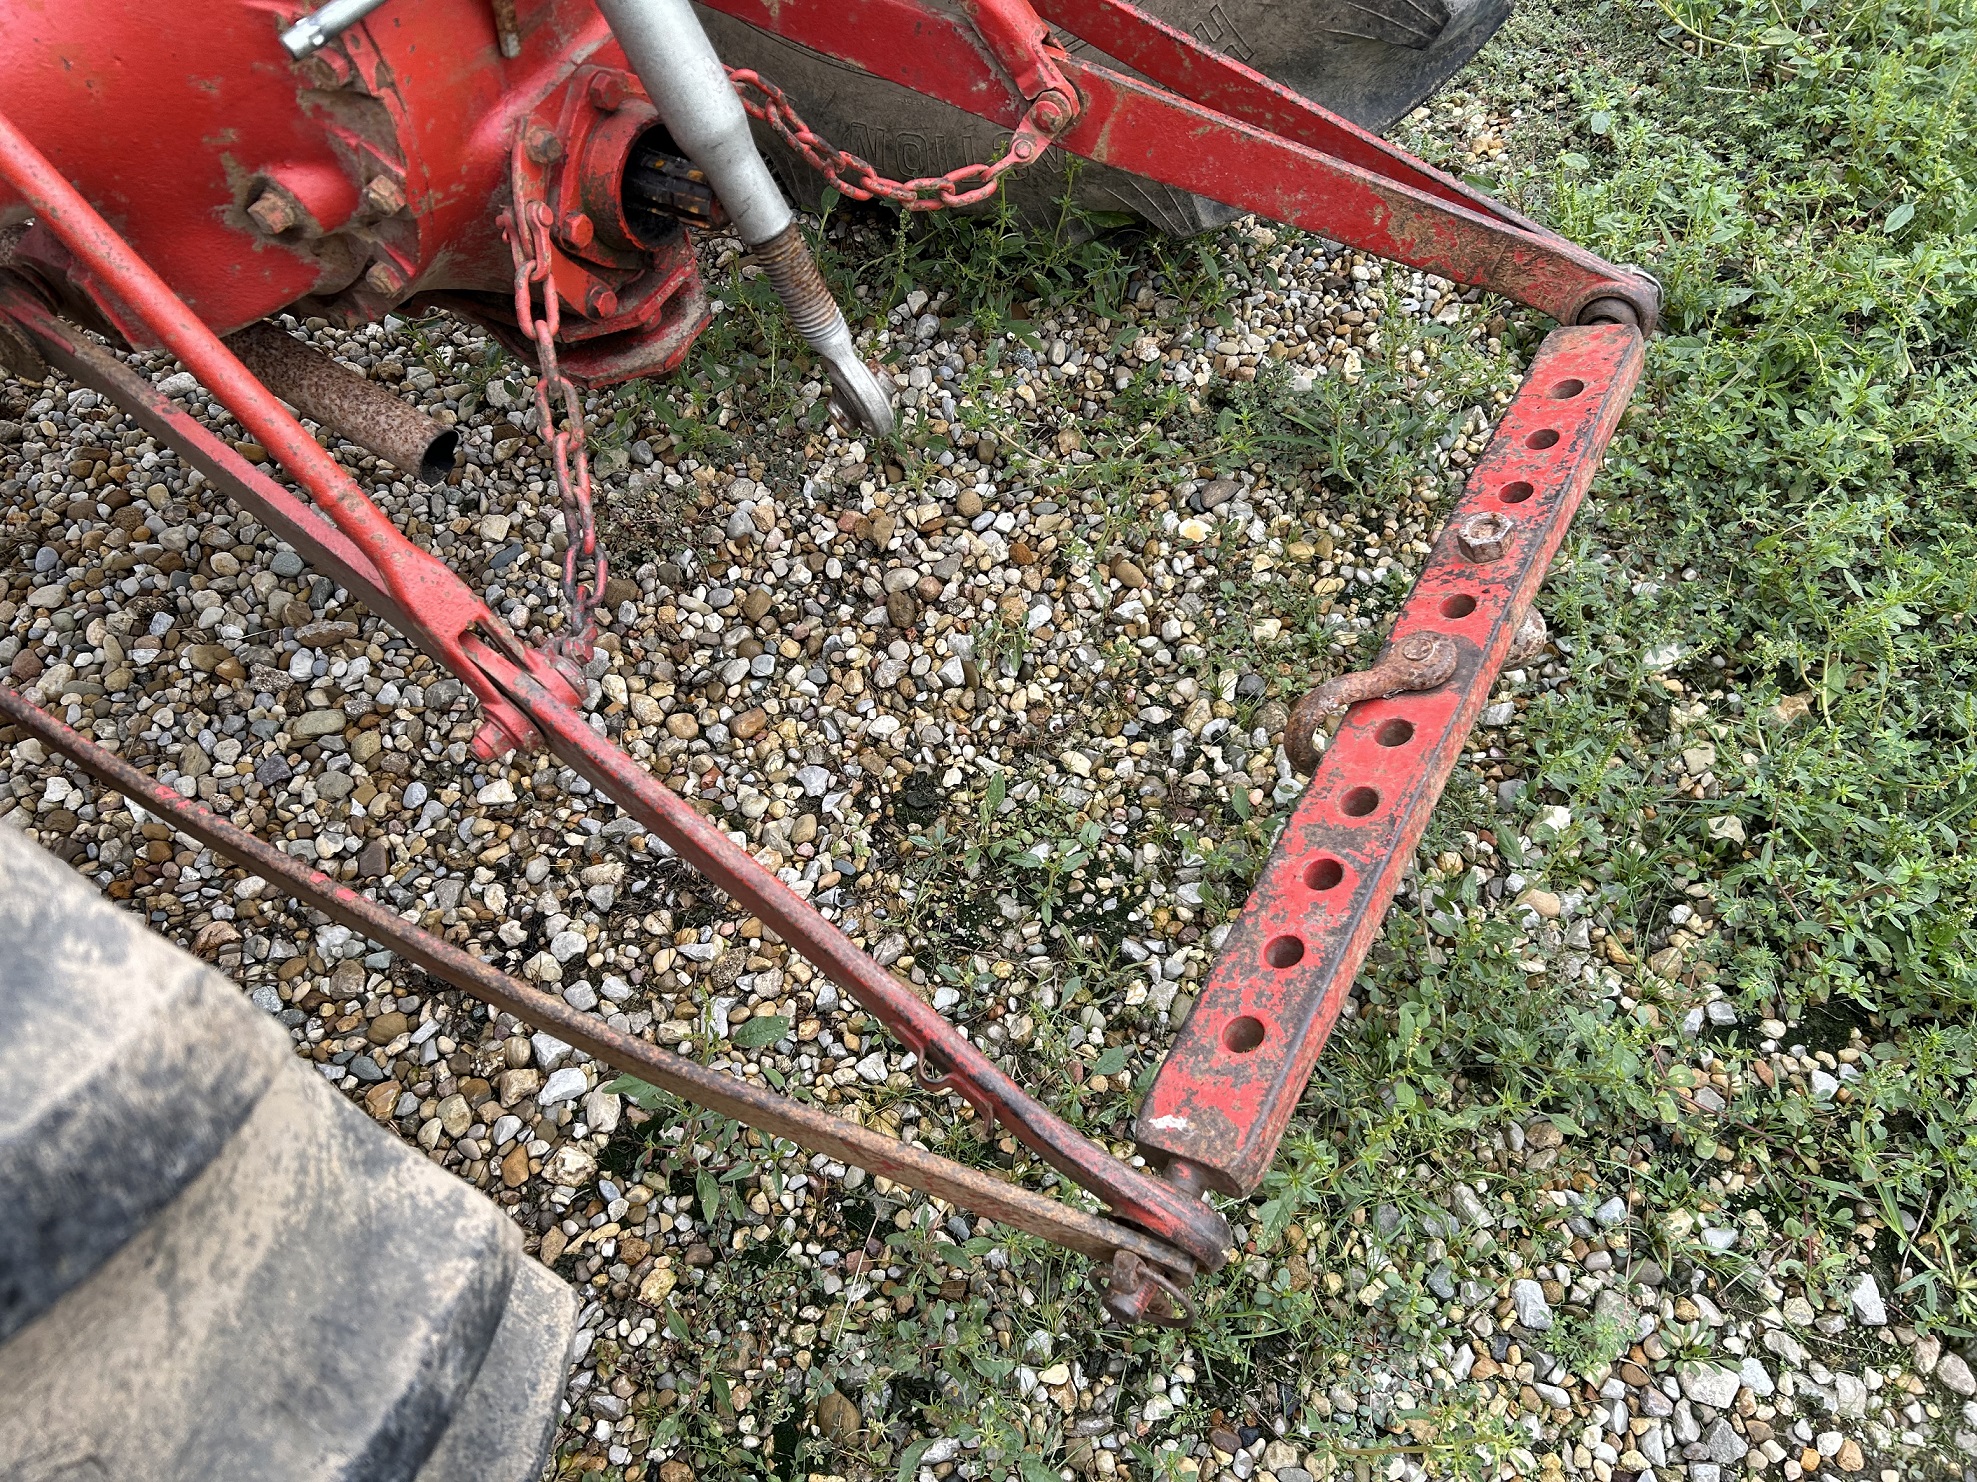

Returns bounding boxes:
[501,140,606,666]
[491,65,1054,655]
[727,67,1055,211]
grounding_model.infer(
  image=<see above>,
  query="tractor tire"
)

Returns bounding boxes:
[0,825,577,1482]
[697,0,1512,235]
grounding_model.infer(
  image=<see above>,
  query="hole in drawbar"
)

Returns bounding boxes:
[1222,1015,1266,1053]
[1375,718,1415,747]
[1548,378,1586,399]
[1304,857,1344,891]
[1440,593,1477,618]
[1340,786,1379,818]
[1264,935,1305,969]
[1525,428,1560,450]
[1499,482,1534,504]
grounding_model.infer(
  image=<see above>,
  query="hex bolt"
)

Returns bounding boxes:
[361,174,405,216]
[247,189,299,235]
[525,126,564,165]
[585,283,621,318]
[588,71,629,111]
[1456,510,1514,563]
[561,211,595,249]
[363,258,406,295]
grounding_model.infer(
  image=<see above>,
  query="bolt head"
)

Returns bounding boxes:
[525,127,565,165]
[1456,510,1513,562]
[585,283,620,318]
[362,174,406,216]
[247,190,298,235]
[561,211,595,249]
[363,259,406,295]
[588,71,630,110]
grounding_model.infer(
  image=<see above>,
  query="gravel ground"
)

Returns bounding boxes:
[3,69,1975,1482]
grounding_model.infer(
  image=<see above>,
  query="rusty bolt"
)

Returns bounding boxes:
[588,71,630,110]
[362,174,406,217]
[585,283,620,319]
[525,126,564,165]
[561,211,595,250]
[1456,510,1514,563]
[247,189,299,235]
[363,258,407,295]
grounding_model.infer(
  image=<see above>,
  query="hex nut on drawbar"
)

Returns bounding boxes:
[247,189,299,236]
[1456,510,1514,563]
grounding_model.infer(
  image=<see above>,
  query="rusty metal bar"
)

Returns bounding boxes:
[0,688,1202,1297]
[224,320,459,485]
[0,280,1233,1281]
[0,285,414,635]
[0,105,561,759]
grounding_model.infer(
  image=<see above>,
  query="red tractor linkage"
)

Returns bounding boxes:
[0,0,1654,1324]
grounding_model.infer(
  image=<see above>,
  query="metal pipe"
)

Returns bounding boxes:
[591,0,789,246]
[592,0,894,435]
[0,103,550,758]
[225,321,457,485]
[279,0,396,60]
[0,686,1201,1304]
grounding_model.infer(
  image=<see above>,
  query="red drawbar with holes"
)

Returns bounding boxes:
[1135,324,1647,1196]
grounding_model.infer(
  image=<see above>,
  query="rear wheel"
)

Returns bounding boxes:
[697,0,1512,234]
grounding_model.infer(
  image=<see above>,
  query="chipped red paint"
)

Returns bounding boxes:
[0,0,1657,1315]
[696,0,1659,329]
[0,0,708,382]
[1133,325,1647,1196]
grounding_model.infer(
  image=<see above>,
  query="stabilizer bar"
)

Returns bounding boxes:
[1135,324,1646,1194]
[697,0,1661,330]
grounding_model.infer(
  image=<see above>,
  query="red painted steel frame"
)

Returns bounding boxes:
[1134,324,1646,1196]
[0,116,1232,1281]
[696,0,1660,330]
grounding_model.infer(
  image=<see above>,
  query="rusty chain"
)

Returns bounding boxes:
[727,66,1061,211]
[495,60,1060,650]
[501,139,606,666]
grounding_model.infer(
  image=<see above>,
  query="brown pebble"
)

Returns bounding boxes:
[683,1243,716,1267]
[915,573,943,602]
[885,589,918,627]
[602,576,639,608]
[867,511,896,547]
[295,620,359,648]
[1112,557,1147,588]
[956,488,983,518]
[500,1143,531,1188]
[1010,540,1036,566]
[1834,1439,1863,1472]
[731,707,767,740]
[538,1228,568,1266]
[742,587,774,621]
[814,1390,860,1445]
[10,649,42,681]
[666,713,699,739]
[363,1081,401,1120]
[975,432,998,463]
[367,1010,409,1045]
[281,600,313,628]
